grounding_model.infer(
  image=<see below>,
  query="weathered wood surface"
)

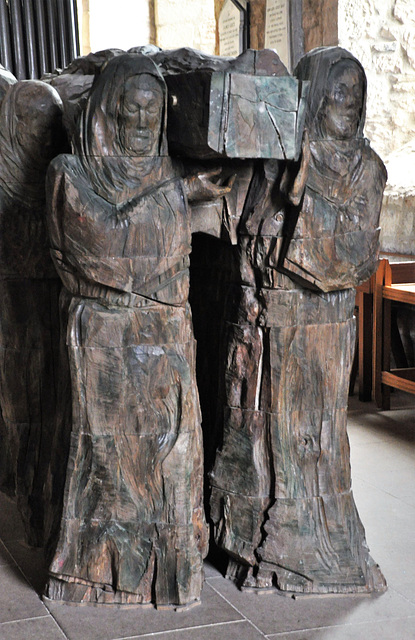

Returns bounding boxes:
[45,54,209,607]
[209,73,307,159]
[0,45,384,602]
[46,46,228,146]
[0,80,65,547]
[0,65,16,104]
[45,49,124,144]
[208,47,387,594]
[166,51,308,160]
[281,48,387,292]
[46,46,304,161]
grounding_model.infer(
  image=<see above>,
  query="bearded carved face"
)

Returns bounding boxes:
[118,74,164,156]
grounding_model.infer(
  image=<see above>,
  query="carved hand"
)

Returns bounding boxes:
[280,130,310,206]
[184,169,235,203]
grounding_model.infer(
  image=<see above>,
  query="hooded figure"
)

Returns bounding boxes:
[0,65,16,106]
[45,54,208,607]
[209,47,386,594]
[282,46,387,290]
[75,52,170,204]
[0,81,64,547]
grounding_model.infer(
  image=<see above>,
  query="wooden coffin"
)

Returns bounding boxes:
[166,71,308,161]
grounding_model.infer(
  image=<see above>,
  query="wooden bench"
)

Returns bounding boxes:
[374,258,415,409]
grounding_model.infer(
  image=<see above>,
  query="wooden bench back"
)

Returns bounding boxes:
[384,260,415,286]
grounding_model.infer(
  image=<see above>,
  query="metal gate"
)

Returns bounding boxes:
[0,0,80,79]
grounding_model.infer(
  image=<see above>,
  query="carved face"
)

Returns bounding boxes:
[119,74,164,156]
[14,86,63,160]
[322,61,364,140]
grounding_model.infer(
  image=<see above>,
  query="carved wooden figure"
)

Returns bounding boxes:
[209,47,387,594]
[159,48,308,478]
[0,65,16,104]
[45,54,210,607]
[0,81,64,547]
[47,48,125,143]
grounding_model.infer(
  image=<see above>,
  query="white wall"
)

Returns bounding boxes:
[82,0,216,56]
[338,0,415,159]
[155,0,216,54]
[339,0,415,254]
[88,0,151,52]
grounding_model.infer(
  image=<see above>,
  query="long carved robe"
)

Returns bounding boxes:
[46,153,208,605]
[0,187,61,544]
[210,48,387,594]
[0,81,63,547]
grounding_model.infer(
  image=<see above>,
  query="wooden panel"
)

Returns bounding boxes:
[381,370,415,394]
[388,368,415,381]
[390,262,415,284]
[303,0,338,53]
[383,284,415,304]
[373,260,387,407]
[375,258,415,408]
[357,288,373,401]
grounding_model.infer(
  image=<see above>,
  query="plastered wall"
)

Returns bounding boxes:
[81,0,151,52]
[339,0,415,159]
[339,0,415,254]
[155,0,216,53]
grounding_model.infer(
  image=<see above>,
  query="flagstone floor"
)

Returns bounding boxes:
[1,391,414,640]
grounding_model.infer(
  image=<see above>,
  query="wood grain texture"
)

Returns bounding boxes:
[165,50,306,161]
[208,47,387,594]
[303,0,338,52]
[45,54,208,607]
[0,80,65,547]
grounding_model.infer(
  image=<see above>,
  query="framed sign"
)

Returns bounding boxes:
[265,0,291,69]
[219,0,249,57]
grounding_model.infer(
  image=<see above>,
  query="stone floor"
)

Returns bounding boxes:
[0,390,414,640]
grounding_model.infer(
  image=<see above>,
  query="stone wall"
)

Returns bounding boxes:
[82,0,216,55]
[339,0,415,254]
[339,0,415,159]
[77,0,91,54]
[86,0,151,52]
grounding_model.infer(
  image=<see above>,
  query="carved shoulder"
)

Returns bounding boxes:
[46,154,74,251]
[363,140,388,187]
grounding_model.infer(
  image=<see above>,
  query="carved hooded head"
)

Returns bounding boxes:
[0,80,63,207]
[77,53,171,204]
[294,46,367,142]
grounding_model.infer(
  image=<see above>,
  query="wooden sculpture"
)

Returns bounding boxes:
[44,48,311,606]
[0,65,16,104]
[45,53,214,607]
[48,48,125,144]
[0,81,64,547]
[209,47,387,594]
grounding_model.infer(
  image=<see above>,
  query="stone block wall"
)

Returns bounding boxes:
[380,140,415,255]
[339,0,415,255]
[339,0,415,160]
